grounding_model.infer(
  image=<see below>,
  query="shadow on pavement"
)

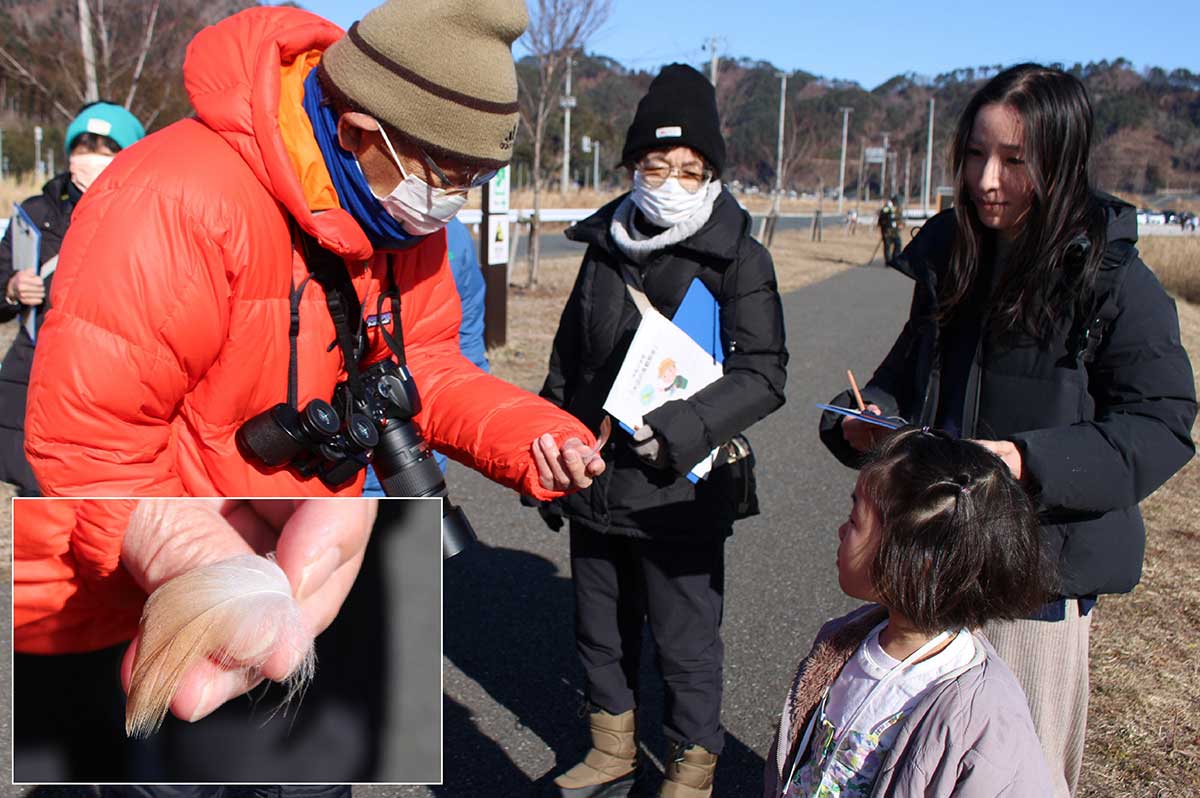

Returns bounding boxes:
[437,540,764,795]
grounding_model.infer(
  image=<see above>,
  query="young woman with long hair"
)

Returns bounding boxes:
[819,63,1196,797]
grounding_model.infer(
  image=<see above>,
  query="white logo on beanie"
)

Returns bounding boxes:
[655,126,682,138]
[86,119,113,136]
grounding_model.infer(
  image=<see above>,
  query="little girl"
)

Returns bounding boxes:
[765,429,1054,797]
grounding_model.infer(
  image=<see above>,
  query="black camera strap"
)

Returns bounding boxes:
[286,273,313,409]
[287,223,409,408]
[290,225,366,405]
[373,275,407,368]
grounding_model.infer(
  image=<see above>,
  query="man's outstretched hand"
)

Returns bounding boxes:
[532,433,607,491]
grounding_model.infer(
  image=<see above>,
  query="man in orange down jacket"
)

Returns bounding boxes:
[14,0,604,780]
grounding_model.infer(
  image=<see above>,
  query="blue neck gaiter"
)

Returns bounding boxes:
[302,67,421,251]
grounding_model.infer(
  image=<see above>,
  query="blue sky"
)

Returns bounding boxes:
[297,0,1198,89]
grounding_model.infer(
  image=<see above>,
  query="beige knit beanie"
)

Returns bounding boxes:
[321,0,527,168]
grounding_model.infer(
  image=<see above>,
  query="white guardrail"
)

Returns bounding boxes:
[2,211,1193,238]
[457,208,595,225]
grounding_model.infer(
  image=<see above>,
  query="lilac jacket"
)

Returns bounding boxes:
[764,605,1052,798]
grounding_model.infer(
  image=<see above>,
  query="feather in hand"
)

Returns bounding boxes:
[125,553,316,738]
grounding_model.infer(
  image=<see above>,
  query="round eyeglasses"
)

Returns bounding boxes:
[636,159,713,194]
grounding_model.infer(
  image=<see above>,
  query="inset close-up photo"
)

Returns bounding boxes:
[10,497,442,784]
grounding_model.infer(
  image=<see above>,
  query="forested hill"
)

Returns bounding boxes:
[518,55,1200,197]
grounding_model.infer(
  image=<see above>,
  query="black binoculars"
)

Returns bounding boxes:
[236,360,476,559]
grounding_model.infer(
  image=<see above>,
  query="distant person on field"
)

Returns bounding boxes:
[845,207,858,236]
[764,429,1053,797]
[0,102,144,497]
[876,196,902,263]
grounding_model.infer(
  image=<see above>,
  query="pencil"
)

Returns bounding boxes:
[847,369,866,412]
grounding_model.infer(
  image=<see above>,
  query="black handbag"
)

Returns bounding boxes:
[716,434,759,520]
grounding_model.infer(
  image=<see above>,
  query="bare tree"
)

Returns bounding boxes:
[78,0,99,102]
[0,0,253,134]
[124,1,160,110]
[517,0,611,288]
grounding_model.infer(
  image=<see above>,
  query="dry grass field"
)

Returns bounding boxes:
[1141,235,1200,305]
[0,228,1195,793]
[0,175,42,219]
[465,186,870,217]
[1081,246,1200,797]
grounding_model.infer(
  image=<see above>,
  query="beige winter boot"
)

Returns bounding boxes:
[552,707,639,797]
[659,743,718,798]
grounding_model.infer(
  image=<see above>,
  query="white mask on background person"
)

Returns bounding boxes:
[631,170,710,228]
[69,152,115,192]
[368,121,468,236]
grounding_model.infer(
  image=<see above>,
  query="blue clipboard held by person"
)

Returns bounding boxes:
[10,204,44,343]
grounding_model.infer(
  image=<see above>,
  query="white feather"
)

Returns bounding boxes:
[125,553,316,738]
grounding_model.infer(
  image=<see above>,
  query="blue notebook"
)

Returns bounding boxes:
[11,205,42,343]
[673,278,724,365]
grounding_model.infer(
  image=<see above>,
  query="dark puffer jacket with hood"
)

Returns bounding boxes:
[0,173,78,494]
[541,187,788,539]
[820,195,1196,598]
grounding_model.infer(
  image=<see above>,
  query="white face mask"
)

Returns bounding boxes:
[631,170,710,228]
[69,152,115,192]
[369,123,468,236]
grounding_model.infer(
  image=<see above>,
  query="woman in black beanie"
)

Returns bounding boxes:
[537,63,788,798]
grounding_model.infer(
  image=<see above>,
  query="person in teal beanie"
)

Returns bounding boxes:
[0,101,145,496]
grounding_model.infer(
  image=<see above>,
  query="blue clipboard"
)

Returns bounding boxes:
[10,205,42,343]
[816,403,906,430]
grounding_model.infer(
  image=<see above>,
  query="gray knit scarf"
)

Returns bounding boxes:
[609,180,723,263]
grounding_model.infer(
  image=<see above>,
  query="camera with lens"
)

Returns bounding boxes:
[237,359,476,559]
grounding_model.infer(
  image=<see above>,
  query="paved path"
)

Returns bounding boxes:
[373,261,912,797]
[0,262,912,797]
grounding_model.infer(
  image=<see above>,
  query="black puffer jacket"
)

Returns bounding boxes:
[0,173,78,493]
[820,195,1196,597]
[541,188,788,539]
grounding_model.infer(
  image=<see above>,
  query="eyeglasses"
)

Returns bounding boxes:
[374,118,498,192]
[414,144,498,192]
[636,159,713,194]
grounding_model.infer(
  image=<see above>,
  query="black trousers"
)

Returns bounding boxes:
[569,525,727,754]
[882,231,902,264]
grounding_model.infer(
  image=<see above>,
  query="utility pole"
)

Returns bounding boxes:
[0,128,5,180]
[78,0,99,103]
[559,55,575,195]
[774,72,787,198]
[880,132,889,200]
[903,148,911,207]
[923,97,935,216]
[708,36,719,84]
[858,137,866,209]
[594,140,601,191]
[34,126,43,181]
[837,107,852,215]
[759,72,787,244]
